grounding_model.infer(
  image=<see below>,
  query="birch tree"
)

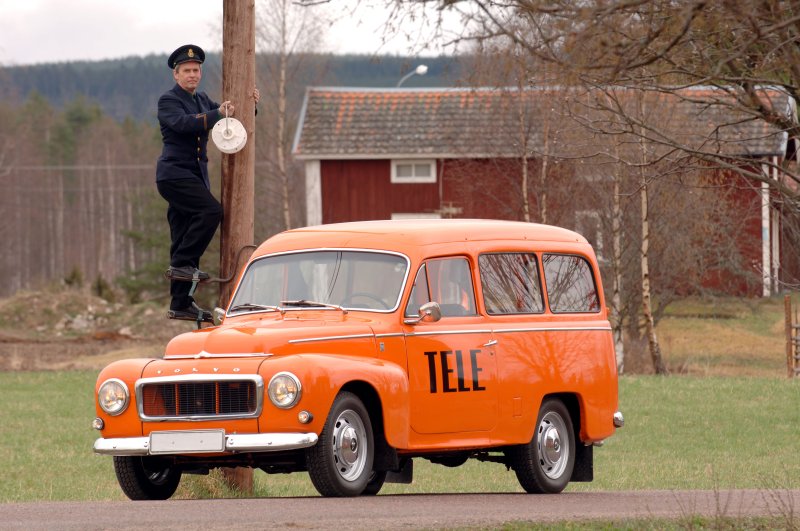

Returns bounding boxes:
[256,0,329,234]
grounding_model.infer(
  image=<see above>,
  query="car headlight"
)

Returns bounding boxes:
[98,378,129,416]
[268,372,301,409]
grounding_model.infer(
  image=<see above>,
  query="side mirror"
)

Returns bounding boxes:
[212,307,226,326]
[404,301,442,325]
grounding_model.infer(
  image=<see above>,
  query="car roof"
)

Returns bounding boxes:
[255,219,587,256]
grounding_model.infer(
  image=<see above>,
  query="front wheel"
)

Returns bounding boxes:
[507,398,575,494]
[361,470,387,496]
[113,456,182,500]
[306,391,375,497]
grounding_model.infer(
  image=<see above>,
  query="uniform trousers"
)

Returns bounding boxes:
[156,177,223,310]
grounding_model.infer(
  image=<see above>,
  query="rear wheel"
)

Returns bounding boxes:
[306,392,375,497]
[113,456,182,500]
[508,398,575,494]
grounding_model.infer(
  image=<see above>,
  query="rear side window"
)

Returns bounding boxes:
[542,254,600,313]
[479,253,544,314]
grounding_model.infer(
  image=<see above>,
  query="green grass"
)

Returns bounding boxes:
[495,516,799,530]
[657,296,790,377]
[1,371,798,503]
[0,371,114,501]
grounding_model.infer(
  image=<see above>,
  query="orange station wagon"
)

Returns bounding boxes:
[93,219,623,499]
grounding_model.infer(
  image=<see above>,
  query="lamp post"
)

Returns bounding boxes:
[396,64,428,87]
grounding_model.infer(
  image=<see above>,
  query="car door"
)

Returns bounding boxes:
[403,257,498,434]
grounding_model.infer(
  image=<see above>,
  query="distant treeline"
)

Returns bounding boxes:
[0,53,466,122]
[0,53,467,299]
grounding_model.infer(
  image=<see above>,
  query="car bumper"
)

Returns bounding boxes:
[93,431,318,456]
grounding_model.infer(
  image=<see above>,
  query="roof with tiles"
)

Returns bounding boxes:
[292,86,794,160]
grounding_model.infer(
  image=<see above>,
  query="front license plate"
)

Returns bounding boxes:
[149,429,225,454]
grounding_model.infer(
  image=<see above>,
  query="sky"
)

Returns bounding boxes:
[0,0,460,66]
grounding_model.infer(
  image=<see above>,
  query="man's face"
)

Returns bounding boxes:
[173,61,202,93]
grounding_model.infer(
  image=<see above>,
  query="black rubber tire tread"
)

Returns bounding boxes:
[306,391,374,497]
[508,398,575,494]
[361,470,387,496]
[113,456,182,500]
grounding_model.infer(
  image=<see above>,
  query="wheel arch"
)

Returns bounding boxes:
[542,392,582,437]
[339,380,400,472]
[541,392,593,482]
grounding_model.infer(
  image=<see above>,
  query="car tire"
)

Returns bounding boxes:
[508,398,575,494]
[361,470,387,496]
[113,456,182,500]
[306,391,375,497]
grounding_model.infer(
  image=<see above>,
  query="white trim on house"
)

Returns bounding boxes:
[305,160,321,227]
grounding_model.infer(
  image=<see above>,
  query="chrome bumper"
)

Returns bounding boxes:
[94,432,318,456]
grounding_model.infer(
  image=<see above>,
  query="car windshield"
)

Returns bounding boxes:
[229,250,409,313]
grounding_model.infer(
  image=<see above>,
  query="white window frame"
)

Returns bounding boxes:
[391,159,437,184]
[391,212,441,220]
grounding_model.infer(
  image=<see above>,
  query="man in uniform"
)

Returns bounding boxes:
[156,44,258,320]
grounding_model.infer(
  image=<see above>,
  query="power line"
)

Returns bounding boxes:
[3,161,278,171]
[6,164,155,171]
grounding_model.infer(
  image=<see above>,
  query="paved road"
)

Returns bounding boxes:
[3,490,799,530]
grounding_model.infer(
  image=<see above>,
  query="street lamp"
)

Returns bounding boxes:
[396,64,428,87]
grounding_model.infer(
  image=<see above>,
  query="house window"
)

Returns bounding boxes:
[391,212,441,220]
[391,160,436,183]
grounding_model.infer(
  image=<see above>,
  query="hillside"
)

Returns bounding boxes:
[0,53,466,122]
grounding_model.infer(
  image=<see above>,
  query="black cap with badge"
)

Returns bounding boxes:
[167,44,205,69]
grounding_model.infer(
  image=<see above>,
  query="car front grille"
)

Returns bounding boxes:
[137,375,263,420]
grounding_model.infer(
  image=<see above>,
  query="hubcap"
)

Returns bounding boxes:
[332,409,368,482]
[537,411,569,480]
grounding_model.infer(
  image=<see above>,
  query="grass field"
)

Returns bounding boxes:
[1,371,798,502]
[639,295,791,377]
[1,293,798,531]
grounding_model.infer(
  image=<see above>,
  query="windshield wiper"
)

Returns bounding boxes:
[280,300,348,313]
[228,303,280,313]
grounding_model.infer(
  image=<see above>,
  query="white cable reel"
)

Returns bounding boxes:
[211,104,247,154]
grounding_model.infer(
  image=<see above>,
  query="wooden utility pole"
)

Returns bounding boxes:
[220,0,256,306]
[219,0,256,494]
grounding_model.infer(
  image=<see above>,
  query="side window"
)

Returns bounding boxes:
[542,254,600,313]
[428,257,476,317]
[479,253,544,314]
[405,264,430,317]
[406,257,476,317]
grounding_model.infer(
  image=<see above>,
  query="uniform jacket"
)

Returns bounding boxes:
[156,84,222,189]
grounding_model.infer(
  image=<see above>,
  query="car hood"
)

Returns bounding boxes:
[162,312,380,359]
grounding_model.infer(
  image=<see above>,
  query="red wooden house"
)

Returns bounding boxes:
[292,86,799,296]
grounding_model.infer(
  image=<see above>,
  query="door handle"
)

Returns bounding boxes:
[483,339,498,347]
